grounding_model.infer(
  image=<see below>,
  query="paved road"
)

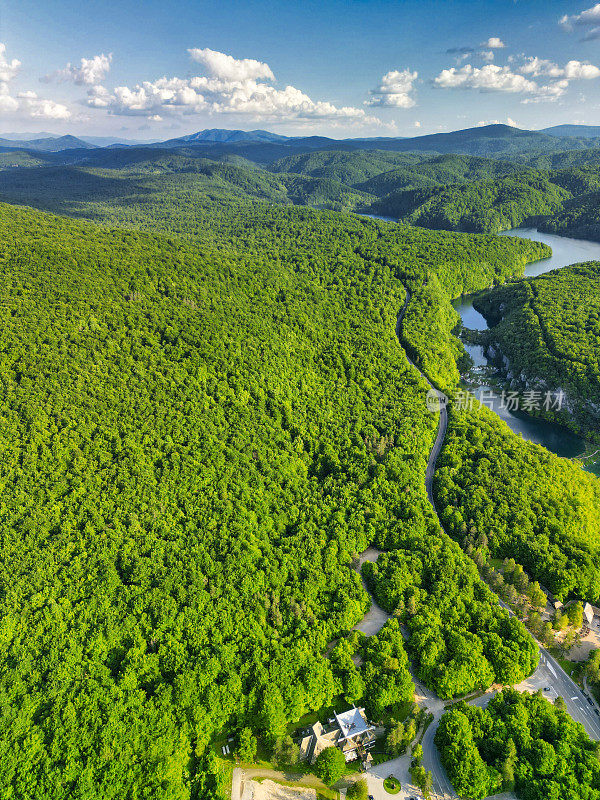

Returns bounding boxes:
[425,397,447,509]
[392,285,600,798]
[421,714,457,800]
[395,291,447,508]
[395,289,455,798]
[527,649,600,738]
[312,284,600,800]
[495,598,600,738]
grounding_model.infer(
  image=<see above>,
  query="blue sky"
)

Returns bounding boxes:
[3,0,600,138]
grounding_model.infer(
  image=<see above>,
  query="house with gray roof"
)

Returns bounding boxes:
[297,707,376,766]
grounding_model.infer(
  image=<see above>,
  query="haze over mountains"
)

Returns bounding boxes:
[0,134,97,152]
[542,125,600,139]
[7,122,600,228]
[5,123,600,158]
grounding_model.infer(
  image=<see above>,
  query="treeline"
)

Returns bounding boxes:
[362,540,538,699]
[436,690,600,800]
[474,261,600,439]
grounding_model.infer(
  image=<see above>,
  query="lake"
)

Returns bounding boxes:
[453,227,600,474]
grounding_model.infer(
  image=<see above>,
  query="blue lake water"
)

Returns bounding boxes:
[453,227,600,471]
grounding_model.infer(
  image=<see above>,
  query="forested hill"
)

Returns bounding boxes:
[369,165,600,233]
[7,141,600,230]
[0,158,373,214]
[5,161,600,604]
[473,262,600,439]
[0,199,546,798]
[111,123,600,161]
[0,151,523,220]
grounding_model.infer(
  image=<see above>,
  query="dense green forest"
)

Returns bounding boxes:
[0,150,519,216]
[537,192,600,241]
[362,544,538,698]
[268,150,429,187]
[370,170,570,232]
[436,403,600,601]
[7,136,600,240]
[268,151,519,195]
[0,195,549,798]
[0,157,373,213]
[5,131,600,800]
[473,262,600,438]
[436,690,600,800]
[8,140,600,229]
[328,619,415,720]
[0,160,551,402]
[369,164,600,236]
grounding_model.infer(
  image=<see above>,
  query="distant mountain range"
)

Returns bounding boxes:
[541,125,600,139]
[80,135,157,147]
[3,123,600,160]
[0,134,96,152]
[0,133,155,149]
[0,131,60,140]
[178,128,289,144]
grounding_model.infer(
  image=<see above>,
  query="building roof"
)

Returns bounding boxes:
[584,602,594,623]
[334,707,372,742]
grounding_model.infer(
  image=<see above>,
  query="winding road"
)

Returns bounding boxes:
[231,282,600,800]
[391,286,600,799]
[395,290,448,509]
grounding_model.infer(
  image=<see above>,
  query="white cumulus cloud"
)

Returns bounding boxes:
[0,83,19,113]
[521,80,570,104]
[483,37,506,49]
[43,53,112,85]
[564,59,600,78]
[0,43,72,119]
[366,69,417,107]
[0,43,21,83]
[92,47,389,128]
[188,47,274,82]
[18,90,71,119]
[520,57,600,80]
[434,64,537,93]
[520,57,564,78]
[560,3,600,37]
[435,59,586,103]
